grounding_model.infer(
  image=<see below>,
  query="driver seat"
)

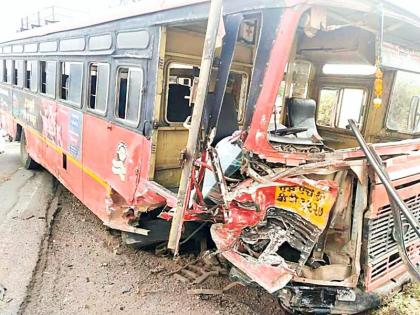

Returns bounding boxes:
[286,97,323,141]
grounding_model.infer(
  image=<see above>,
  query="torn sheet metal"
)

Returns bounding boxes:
[211,177,338,293]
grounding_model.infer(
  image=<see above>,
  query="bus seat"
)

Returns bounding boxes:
[286,97,322,141]
[167,84,191,122]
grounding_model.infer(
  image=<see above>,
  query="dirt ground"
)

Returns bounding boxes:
[22,187,284,315]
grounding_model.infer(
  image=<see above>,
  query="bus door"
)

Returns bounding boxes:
[106,60,148,203]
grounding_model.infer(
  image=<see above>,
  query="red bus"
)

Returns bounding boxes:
[0,0,419,313]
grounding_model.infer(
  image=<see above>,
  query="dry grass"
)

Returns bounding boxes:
[372,282,420,315]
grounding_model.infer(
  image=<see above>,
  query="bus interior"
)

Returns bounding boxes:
[152,6,420,190]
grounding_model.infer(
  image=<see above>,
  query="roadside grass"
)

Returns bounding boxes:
[372,282,420,315]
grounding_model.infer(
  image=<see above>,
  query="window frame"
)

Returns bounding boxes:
[14,60,25,88]
[13,60,20,86]
[87,62,110,116]
[114,65,144,127]
[58,61,84,107]
[23,60,38,92]
[316,85,368,130]
[164,61,249,125]
[385,70,420,135]
[5,59,13,84]
[0,59,4,83]
[39,60,57,98]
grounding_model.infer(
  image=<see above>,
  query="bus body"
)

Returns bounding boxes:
[0,0,419,313]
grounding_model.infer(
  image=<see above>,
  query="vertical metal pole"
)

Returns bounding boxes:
[167,0,223,253]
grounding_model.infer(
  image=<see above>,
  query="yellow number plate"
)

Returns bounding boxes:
[274,185,335,229]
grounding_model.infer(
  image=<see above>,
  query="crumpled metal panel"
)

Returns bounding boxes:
[211,177,338,292]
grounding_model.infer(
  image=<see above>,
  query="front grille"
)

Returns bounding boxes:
[368,194,420,261]
[366,192,420,291]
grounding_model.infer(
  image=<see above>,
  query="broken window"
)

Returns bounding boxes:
[59,62,83,106]
[317,87,366,129]
[116,67,143,124]
[386,70,420,134]
[40,61,56,97]
[88,63,109,113]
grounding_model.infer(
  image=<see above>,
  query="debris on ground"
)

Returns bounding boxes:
[188,282,244,296]
[22,190,284,315]
[372,282,420,315]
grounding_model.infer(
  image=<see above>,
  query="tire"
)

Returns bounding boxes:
[20,131,39,170]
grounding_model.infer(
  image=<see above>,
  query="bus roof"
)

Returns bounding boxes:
[1,0,420,49]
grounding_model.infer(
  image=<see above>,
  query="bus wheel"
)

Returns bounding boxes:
[20,131,39,170]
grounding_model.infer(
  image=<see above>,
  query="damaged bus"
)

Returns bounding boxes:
[0,0,419,313]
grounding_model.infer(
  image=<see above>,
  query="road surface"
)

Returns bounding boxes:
[0,141,56,315]
[0,139,282,314]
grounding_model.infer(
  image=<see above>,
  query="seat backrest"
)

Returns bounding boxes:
[286,97,321,139]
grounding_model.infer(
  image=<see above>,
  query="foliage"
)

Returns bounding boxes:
[317,89,337,126]
[387,71,420,133]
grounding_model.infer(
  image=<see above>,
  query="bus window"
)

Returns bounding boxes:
[317,87,366,129]
[13,60,19,86]
[291,61,312,98]
[15,60,24,87]
[227,72,248,123]
[116,67,143,124]
[88,63,109,113]
[25,60,38,92]
[40,61,56,97]
[166,63,196,123]
[5,60,12,84]
[0,60,4,83]
[386,71,420,133]
[59,62,83,106]
[165,63,248,124]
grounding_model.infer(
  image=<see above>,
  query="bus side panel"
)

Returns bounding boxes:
[105,122,149,203]
[0,86,14,138]
[16,91,45,163]
[40,99,60,177]
[56,104,84,201]
[82,114,111,220]
[0,111,15,138]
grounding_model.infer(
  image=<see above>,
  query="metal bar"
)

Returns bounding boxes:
[348,119,420,238]
[167,0,223,254]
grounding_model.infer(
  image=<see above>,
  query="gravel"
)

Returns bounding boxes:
[23,188,284,315]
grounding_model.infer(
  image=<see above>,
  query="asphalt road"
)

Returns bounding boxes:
[0,140,56,315]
